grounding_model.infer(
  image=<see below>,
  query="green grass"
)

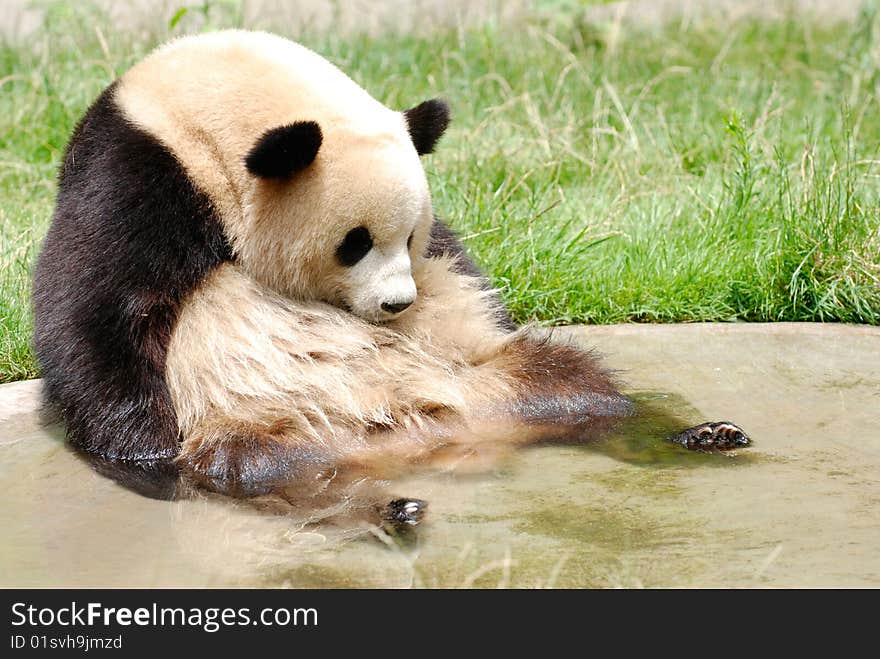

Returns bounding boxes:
[2,2,880,382]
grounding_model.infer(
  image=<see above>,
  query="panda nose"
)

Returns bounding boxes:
[381,301,412,314]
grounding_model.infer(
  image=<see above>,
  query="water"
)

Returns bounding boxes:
[2,324,878,587]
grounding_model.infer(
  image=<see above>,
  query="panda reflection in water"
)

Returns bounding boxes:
[32,31,748,528]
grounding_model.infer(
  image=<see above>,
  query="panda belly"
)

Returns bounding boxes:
[164,263,498,492]
[164,262,632,495]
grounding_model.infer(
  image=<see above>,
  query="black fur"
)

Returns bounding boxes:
[426,218,517,331]
[335,226,373,267]
[404,99,450,155]
[32,82,233,461]
[245,121,323,179]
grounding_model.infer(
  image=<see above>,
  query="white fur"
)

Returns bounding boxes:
[349,242,417,321]
[166,261,520,467]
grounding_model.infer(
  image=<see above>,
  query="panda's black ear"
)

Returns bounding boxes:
[245,121,323,179]
[404,98,450,156]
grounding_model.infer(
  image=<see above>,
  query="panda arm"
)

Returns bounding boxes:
[426,217,517,331]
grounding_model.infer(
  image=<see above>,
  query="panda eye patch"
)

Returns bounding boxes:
[336,226,373,266]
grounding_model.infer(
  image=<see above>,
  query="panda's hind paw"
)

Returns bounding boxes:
[669,421,750,452]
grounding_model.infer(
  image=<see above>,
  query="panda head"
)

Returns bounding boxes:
[242,98,450,323]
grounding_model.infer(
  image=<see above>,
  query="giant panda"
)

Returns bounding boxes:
[32,31,748,515]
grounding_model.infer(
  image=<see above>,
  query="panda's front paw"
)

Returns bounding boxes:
[669,421,750,452]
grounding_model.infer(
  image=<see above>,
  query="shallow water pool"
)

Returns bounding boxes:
[1,323,878,587]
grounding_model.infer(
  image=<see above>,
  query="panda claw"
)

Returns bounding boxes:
[669,421,750,452]
[382,497,428,530]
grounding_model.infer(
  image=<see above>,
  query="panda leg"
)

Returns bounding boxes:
[177,419,431,529]
[176,419,334,497]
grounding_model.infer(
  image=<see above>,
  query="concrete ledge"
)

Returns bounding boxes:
[0,378,41,425]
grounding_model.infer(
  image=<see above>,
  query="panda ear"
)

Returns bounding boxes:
[245,121,323,179]
[404,98,450,155]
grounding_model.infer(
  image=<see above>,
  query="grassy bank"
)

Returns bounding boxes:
[1,2,879,381]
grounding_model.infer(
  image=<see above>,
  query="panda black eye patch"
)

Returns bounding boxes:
[336,226,373,266]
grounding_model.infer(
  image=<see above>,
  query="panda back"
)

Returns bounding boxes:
[32,82,233,459]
